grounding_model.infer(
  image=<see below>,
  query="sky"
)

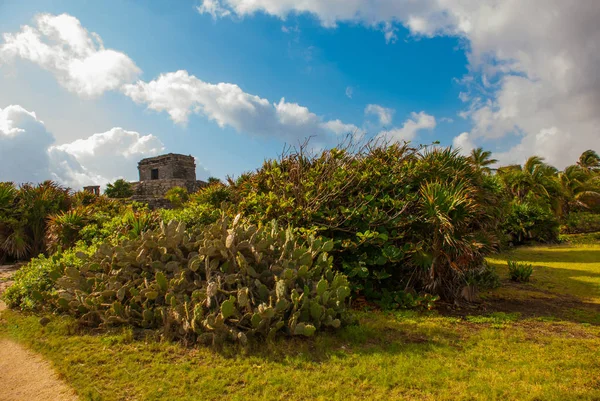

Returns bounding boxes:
[1,0,599,189]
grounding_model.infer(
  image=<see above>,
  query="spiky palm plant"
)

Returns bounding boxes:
[46,207,90,252]
[497,156,558,203]
[469,147,498,174]
[414,148,501,299]
[18,181,72,256]
[556,165,600,216]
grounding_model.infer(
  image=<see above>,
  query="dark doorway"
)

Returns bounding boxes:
[151,168,159,180]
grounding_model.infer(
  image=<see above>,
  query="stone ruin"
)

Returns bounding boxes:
[83,185,100,196]
[130,153,206,208]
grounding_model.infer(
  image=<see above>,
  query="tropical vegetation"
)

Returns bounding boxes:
[1,143,599,341]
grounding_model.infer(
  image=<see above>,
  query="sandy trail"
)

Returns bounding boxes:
[0,264,79,401]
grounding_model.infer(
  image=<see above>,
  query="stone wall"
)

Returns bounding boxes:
[131,179,205,197]
[138,154,196,181]
[130,179,206,209]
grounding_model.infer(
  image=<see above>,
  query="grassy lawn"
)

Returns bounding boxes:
[1,243,600,400]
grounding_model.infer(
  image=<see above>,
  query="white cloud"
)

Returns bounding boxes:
[197,0,600,168]
[0,105,54,184]
[452,132,475,156]
[123,70,360,142]
[52,127,165,185]
[197,0,232,19]
[365,104,394,125]
[345,86,353,99]
[377,111,436,144]
[0,104,167,189]
[0,13,140,97]
[1,13,360,147]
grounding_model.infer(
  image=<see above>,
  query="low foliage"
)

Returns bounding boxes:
[3,247,91,311]
[502,202,559,245]
[50,215,351,343]
[164,186,189,209]
[507,260,533,282]
[561,212,600,234]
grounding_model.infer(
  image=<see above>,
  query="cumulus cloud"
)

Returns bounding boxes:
[377,111,436,144]
[365,104,394,126]
[197,0,600,168]
[1,13,360,145]
[52,127,165,185]
[123,70,361,141]
[0,13,140,97]
[0,104,167,188]
[452,132,475,156]
[0,105,55,183]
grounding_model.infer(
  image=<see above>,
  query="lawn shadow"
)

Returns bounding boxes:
[468,245,600,325]
[214,312,460,363]
[503,248,600,264]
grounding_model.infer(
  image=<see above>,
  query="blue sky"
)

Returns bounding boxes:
[1,0,599,187]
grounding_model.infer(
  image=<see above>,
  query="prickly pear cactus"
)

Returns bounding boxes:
[54,214,352,343]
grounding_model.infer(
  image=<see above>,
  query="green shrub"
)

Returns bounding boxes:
[559,232,600,244]
[507,260,533,282]
[49,215,352,343]
[561,212,600,234]
[0,181,71,261]
[502,202,559,245]
[104,179,133,199]
[159,201,220,231]
[164,186,189,209]
[465,262,501,290]
[232,144,504,301]
[2,246,93,311]
[45,207,91,252]
[191,183,233,208]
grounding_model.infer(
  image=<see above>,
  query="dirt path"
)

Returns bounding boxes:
[0,264,79,401]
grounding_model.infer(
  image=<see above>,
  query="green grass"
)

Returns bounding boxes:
[2,244,600,400]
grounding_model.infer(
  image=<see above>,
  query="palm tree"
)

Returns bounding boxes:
[469,147,498,174]
[497,156,558,202]
[576,150,600,172]
[556,165,600,215]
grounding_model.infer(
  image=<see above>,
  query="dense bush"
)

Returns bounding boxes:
[164,186,189,209]
[560,212,600,234]
[160,201,221,230]
[0,181,71,262]
[49,215,351,343]
[502,202,559,245]
[4,145,600,316]
[3,246,92,311]
[191,183,233,208]
[230,144,503,301]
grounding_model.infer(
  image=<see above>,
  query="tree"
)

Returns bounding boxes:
[104,179,133,199]
[497,156,558,202]
[469,147,498,174]
[207,177,222,185]
[556,164,600,216]
[576,149,600,172]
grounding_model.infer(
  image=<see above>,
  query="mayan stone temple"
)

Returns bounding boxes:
[130,153,206,208]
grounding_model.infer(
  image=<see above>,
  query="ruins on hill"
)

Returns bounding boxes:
[130,153,206,208]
